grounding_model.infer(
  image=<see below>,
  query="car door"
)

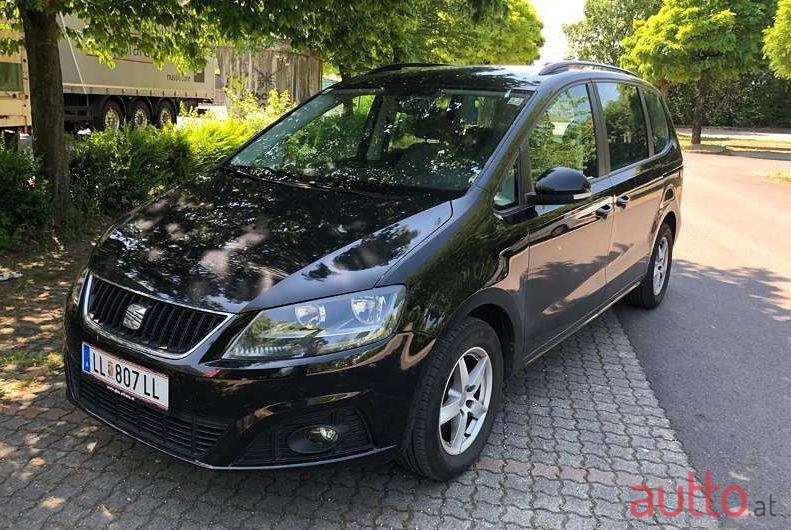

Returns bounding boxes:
[594,82,667,298]
[520,83,615,353]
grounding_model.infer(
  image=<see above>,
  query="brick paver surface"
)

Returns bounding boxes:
[0,312,719,529]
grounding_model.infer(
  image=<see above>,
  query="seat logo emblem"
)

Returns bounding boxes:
[122,303,148,331]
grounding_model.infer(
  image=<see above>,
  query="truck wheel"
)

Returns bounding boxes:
[98,100,124,131]
[155,100,176,127]
[130,100,152,128]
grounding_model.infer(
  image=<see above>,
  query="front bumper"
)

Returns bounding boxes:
[63,303,434,470]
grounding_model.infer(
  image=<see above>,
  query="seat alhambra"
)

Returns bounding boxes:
[64,61,682,480]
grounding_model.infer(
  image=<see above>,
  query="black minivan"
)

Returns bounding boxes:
[64,61,682,480]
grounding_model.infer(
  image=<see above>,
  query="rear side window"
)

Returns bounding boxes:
[643,90,671,153]
[596,83,648,171]
[528,84,598,182]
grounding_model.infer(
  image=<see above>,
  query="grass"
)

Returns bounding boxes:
[0,350,64,399]
[678,133,791,153]
[767,170,791,184]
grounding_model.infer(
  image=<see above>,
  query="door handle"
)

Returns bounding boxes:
[595,203,613,219]
[616,195,631,208]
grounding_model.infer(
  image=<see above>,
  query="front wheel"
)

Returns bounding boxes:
[399,317,503,480]
[625,222,674,308]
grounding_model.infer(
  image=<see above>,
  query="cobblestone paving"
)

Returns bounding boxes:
[0,312,719,529]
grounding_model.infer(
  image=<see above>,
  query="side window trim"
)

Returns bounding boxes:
[637,87,655,158]
[587,81,610,181]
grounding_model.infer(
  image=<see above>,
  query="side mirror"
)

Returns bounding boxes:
[525,167,592,205]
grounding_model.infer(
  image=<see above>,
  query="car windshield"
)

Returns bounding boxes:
[229,87,531,193]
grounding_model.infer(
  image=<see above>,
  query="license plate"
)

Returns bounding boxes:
[82,343,169,409]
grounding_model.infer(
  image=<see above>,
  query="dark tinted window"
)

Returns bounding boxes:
[232,88,529,193]
[597,83,648,171]
[643,90,670,153]
[528,84,597,182]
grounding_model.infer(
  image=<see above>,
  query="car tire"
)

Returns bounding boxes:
[625,222,674,309]
[399,317,503,480]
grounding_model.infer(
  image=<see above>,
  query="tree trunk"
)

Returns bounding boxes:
[691,73,710,145]
[21,8,70,227]
[339,66,353,116]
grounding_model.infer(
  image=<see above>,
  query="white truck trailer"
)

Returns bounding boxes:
[0,19,215,133]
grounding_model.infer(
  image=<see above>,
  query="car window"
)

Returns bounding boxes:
[282,94,376,166]
[528,84,598,183]
[643,89,671,153]
[596,83,649,171]
[493,163,518,209]
[231,88,529,193]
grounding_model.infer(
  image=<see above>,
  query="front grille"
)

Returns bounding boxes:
[76,374,228,460]
[234,407,373,466]
[85,276,226,355]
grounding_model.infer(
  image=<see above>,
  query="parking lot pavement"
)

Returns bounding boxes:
[0,312,718,530]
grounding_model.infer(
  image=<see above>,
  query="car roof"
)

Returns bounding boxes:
[335,62,646,94]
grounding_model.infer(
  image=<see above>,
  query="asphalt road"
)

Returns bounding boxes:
[617,152,791,529]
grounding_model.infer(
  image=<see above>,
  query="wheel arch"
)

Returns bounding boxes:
[438,288,523,379]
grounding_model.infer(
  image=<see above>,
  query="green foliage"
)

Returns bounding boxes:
[426,0,544,65]
[0,144,50,250]
[69,91,292,217]
[665,70,791,128]
[282,96,372,167]
[764,0,791,79]
[621,0,770,85]
[564,0,661,64]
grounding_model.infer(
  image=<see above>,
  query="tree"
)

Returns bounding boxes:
[0,0,516,229]
[765,0,791,79]
[621,0,770,144]
[563,0,661,65]
[422,0,543,65]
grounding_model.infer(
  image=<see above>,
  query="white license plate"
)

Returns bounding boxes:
[82,343,169,409]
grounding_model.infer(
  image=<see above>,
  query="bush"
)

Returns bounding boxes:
[0,146,50,251]
[666,70,791,128]
[69,89,294,217]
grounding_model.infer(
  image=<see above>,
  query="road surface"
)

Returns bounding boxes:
[617,152,791,528]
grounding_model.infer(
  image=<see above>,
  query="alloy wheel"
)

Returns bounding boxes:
[653,236,670,295]
[438,346,493,455]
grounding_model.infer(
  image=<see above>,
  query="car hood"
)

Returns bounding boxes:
[89,169,453,312]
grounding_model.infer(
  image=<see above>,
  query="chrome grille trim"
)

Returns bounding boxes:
[81,273,233,359]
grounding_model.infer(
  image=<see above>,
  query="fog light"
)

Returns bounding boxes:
[288,425,341,454]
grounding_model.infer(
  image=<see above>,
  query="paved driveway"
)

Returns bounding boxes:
[1,311,718,529]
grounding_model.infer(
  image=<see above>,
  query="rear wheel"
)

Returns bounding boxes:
[625,222,674,308]
[399,317,503,480]
[97,100,124,131]
[130,100,152,128]
[155,99,176,127]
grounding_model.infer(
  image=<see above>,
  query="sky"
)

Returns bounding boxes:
[531,0,586,64]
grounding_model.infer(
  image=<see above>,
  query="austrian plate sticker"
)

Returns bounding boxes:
[82,343,169,409]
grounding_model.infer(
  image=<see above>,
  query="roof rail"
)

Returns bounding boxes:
[366,63,448,75]
[539,60,636,77]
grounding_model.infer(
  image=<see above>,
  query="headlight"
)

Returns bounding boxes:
[69,268,89,307]
[224,285,406,360]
